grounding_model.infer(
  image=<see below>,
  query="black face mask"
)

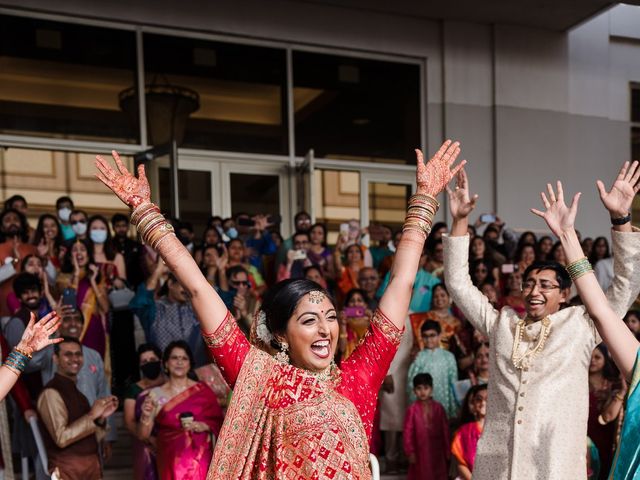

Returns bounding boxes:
[140,361,161,380]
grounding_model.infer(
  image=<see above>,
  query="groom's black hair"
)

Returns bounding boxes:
[522,261,572,290]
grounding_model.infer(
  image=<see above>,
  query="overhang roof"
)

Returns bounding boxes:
[294,0,640,31]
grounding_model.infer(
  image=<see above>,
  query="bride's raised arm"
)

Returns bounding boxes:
[378,140,466,329]
[95,152,227,334]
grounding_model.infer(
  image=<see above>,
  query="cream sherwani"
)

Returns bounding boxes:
[443,229,640,480]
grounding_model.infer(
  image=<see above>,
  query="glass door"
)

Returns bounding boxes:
[220,161,290,234]
[361,171,415,234]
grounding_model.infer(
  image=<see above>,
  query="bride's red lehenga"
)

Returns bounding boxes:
[203,308,402,479]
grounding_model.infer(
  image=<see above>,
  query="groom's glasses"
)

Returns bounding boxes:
[521,280,561,292]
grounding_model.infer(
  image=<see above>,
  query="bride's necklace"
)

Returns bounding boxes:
[511,317,552,370]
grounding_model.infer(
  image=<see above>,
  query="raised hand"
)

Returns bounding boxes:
[415,140,466,197]
[88,264,100,283]
[596,160,640,218]
[531,181,582,238]
[446,168,478,220]
[17,311,63,356]
[95,151,150,209]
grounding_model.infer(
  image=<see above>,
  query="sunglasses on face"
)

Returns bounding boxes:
[231,280,251,288]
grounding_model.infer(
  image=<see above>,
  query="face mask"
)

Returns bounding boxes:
[140,361,161,380]
[90,229,108,244]
[226,227,238,239]
[58,208,71,222]
[72,221,87,236]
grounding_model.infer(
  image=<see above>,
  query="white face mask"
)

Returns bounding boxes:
[58,208,72,222]
[72,221,87,236]
[90,229,108,244]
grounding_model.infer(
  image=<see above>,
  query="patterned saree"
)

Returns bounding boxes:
[608,347,640,479]
[203,309,402,479]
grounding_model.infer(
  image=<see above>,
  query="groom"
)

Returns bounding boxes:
[443,163,640,479]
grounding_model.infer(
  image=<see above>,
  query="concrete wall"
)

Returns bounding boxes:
[1,0,639,236]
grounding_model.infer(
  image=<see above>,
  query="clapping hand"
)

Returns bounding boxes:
[596,160,640,219]
[415,140,466,197]
[531,181,581,238]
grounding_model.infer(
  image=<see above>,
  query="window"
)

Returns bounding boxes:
[158,168,212,235]
[0,147,131,217]
[293,51,421,164]
[0,15,138,143]
[143,33,288,154]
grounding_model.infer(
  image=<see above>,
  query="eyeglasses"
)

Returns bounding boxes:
[231,280,251,288]
[521,280,560,292]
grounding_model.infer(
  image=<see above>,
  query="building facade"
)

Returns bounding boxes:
[0,0,639,237]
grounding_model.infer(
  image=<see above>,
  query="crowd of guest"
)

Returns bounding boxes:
[0,192,635,479]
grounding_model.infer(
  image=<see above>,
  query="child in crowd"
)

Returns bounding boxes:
[451,384,488,480]
[406,320,458,418]
[404,373,450,480]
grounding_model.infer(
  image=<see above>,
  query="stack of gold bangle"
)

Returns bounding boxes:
[565,256,593,281]
[403,193,440,237]
[130,202,175,249]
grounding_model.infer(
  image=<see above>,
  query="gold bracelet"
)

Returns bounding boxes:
[137,212,165,235]
[131,202,158,225]
[615,393,626,402]
[14,346,33,360]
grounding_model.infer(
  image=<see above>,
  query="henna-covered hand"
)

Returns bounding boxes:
[95,151,150,209]
[17,311,63,356]
[415,140,466,197]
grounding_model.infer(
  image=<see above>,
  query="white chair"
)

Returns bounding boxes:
[369,453,380,480]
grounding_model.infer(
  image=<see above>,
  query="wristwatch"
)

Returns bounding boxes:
[611,212,632,226]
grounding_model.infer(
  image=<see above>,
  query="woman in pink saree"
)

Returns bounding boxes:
[96,140,465,479]
[139,341,223,480]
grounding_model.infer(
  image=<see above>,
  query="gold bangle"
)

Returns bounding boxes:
[14,346,33,360]
[615,393,626,402]
[131,202,158,225]
[137,212,165,235]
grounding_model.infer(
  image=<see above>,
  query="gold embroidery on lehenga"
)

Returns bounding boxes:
[201,311,237,348]
[208,348,371,479]
[370,309,403,345]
